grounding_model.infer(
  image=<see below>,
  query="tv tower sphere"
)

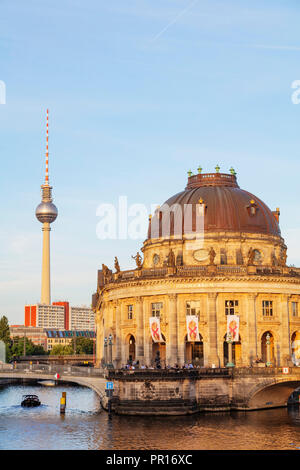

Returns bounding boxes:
[36,199,58,223]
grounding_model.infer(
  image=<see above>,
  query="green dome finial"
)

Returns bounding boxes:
[215,164,220,173]
[187,170,193,177]
[197,165,202,174]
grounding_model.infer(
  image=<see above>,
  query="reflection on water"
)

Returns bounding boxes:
[1,383,300,450]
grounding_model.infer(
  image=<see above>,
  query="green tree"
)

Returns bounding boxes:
[50,344,74,355]
[0,316,10,344]
[71,337,94,354]
[0,316,11,362]
[10,336,47,358]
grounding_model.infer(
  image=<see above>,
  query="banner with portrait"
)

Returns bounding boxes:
[226,315,239,342]
[150,317,163,343]
[186,315,200,342]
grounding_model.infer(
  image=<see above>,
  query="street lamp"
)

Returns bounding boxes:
[108,334,113,368]
[226,332,235,368]
[104,336,108,366]
[266,333,272,367]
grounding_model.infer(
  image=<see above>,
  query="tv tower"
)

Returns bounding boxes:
[35,109,58,305]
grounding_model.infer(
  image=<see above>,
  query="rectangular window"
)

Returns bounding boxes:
[292,302,298,317]
[220,249,227,265]
[127,305,133,320]
[225,300,239,315]
[151,302,163,318]
[186,300,200,317]
[262,300,273,317]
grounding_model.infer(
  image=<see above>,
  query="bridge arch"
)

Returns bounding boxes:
[246,378,300,410]
[0,373,106,401]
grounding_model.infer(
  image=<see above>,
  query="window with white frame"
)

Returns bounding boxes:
[225,300,239,315]
[127,305,133,320]
[262,300,273,317]
[292,301,298,317]
[151,302,163,318]
[186,300,200,318]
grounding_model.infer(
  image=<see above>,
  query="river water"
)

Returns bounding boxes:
[1,383,300,450]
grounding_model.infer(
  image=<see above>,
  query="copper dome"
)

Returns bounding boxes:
[148,172,281,239]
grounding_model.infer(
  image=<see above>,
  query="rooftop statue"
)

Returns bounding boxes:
[114,257,120,273]
[209,247,216,265]
[132,252,143,268]
[279,249,287,267]
[167,249,176,267]
[247,248,255,266]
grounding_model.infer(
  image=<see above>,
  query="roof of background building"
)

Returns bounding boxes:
[45,330,95,338]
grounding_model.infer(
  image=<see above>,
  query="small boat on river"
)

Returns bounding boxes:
[37,380,56,387]
[21,394,41,407]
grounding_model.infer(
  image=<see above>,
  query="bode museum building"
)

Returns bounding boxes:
[92,168,300,369]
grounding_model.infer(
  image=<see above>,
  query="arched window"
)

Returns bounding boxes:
[184,334,204,366]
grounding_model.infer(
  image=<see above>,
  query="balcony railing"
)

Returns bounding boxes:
[99,264,300,288]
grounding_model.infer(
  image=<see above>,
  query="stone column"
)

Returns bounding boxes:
[143,298,151,366]
[279,294,291,366]
[114,300,122,368]
[135,296,144,364]
[166,294,178,366]
[95,310,102,367]
[207,293,220,367]
[247,293,258,366]
[101,301,109,367]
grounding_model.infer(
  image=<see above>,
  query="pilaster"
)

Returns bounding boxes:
[207,292,220,367]
[166,294,178,365]
[135,296,144,363]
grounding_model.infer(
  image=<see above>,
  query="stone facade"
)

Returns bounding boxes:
[93,171,300,370]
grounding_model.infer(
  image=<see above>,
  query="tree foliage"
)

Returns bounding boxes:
[0,316,10,344]
[49,344,74,356]
[10,336,47,359]
[71,337,94,354]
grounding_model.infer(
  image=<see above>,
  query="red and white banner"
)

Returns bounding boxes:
[150,317,163,343]
[186,315,200,342]
[226,315,239,342]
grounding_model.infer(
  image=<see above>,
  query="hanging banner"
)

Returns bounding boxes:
[186,315,200,342]
[226,315,239,342]
[150,317,163,343]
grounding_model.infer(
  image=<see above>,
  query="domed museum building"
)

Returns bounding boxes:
[92,168,300,369]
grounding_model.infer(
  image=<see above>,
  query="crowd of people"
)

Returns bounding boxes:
[121,360,203,370]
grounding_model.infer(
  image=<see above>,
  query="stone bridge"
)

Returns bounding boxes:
[0,365,108,409]
[232,367,300,410]
[1,365,300,415]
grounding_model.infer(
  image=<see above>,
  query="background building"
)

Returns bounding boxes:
[24,302,94,331]
[53,301,70,330]
[45,329,96,352]
[93,168,300,369]
[24,304,65,329]
[10,325,47,349]
[70,306,95,331]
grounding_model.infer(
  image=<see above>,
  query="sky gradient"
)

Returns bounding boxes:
[1,0,300,324]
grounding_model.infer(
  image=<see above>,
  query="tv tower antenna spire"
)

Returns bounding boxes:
[45,108,49,185]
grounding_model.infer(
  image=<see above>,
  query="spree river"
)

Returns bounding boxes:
[1,383,300,451]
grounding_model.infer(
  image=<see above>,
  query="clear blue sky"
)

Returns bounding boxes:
[1,0,300,324]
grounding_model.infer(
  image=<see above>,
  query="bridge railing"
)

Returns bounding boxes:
[107,368,230,380]
[0,362,105,378]
[232,366,300,377]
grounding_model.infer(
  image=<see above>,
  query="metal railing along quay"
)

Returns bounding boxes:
[2,364,299,379]
[0,363,105,378]
[107,368,231,380]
